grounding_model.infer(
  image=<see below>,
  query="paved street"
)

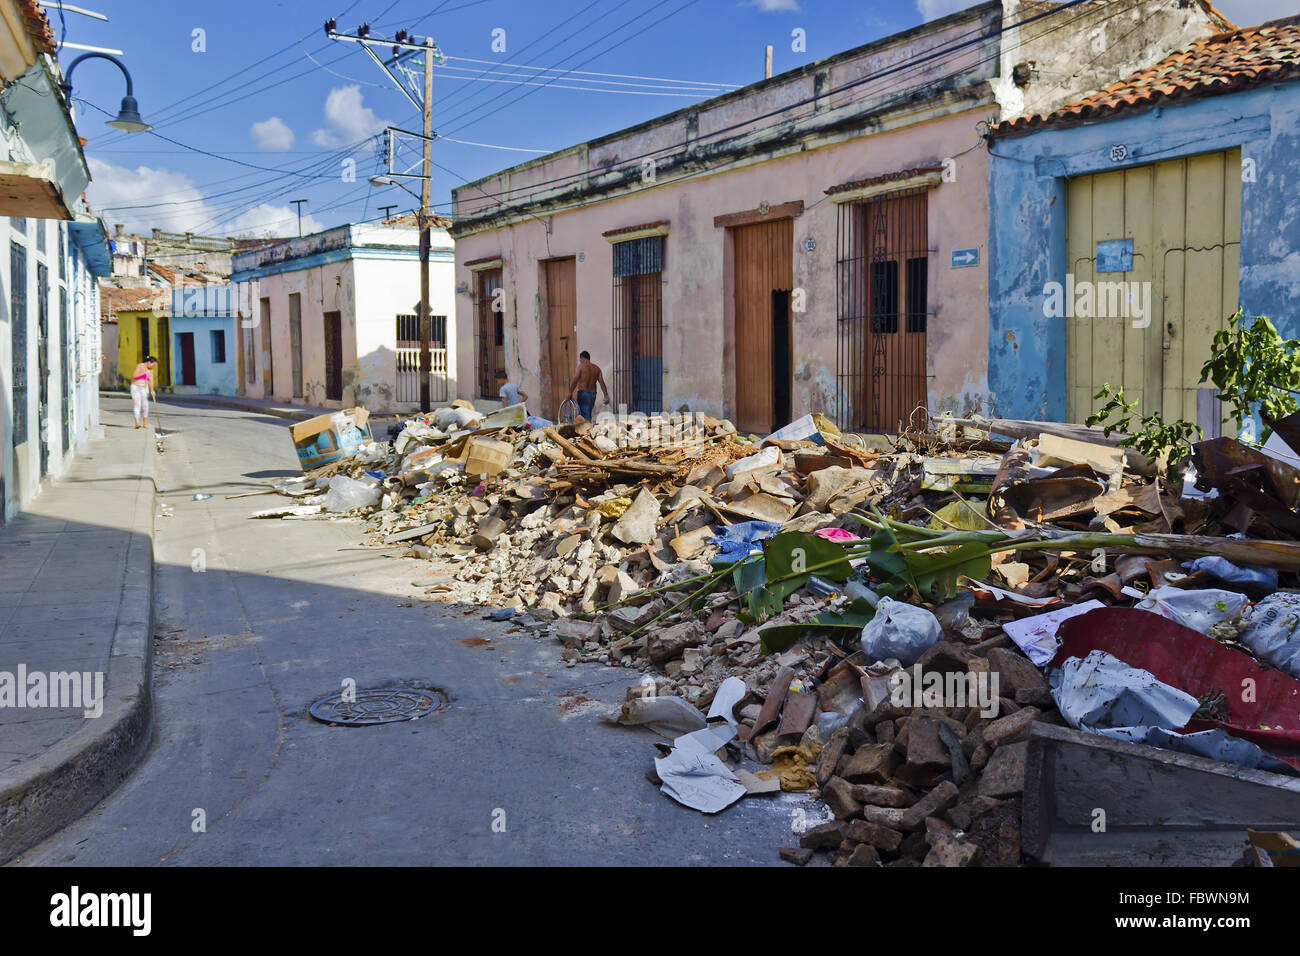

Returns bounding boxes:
[16,397,798,865]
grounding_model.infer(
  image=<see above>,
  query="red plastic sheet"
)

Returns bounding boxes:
[1052,607,1300,768]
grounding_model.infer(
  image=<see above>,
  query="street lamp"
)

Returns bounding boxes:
[59,52,151,133]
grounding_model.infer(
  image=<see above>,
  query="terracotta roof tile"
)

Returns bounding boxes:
[601,220,669,237]
[994,17,1300,135]
[825,166,942,195]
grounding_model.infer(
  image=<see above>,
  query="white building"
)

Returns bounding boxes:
[230,221,456,413]
[0,1,110,519]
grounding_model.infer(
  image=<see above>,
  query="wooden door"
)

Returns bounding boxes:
[289,294,303,398]
[544,257,577,417]
[732,218,793,433]
[475,268,504,398]
[1066,149,1241,432]
[324,310,343,401]
[178,332,196,386]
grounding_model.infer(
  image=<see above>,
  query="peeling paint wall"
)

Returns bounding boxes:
[453,108,996,424]
[451,0,1224,428]
[988,83,1300,421]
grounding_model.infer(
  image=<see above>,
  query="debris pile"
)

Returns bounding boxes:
[253,400,1300,865]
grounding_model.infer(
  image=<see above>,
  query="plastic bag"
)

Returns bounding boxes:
[1182,556,1279,594]
[1240,593,1300,678]
[860,597,941,665]
[1051,649,1199,731]
[323,475,381,513]
[1134,585,1248,634]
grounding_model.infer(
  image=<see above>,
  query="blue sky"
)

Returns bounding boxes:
[63,0,1296,240]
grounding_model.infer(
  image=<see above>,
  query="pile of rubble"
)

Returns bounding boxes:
[253,400,1300,866]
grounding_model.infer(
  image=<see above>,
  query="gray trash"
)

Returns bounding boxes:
[860,597,941,665]
[1052,649,1199,731]
[1240,592,1300,679]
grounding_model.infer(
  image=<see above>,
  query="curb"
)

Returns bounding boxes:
[153,394,319,422]
[0,432,157,864]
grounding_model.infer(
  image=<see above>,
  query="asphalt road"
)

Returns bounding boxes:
[17,397,804,865]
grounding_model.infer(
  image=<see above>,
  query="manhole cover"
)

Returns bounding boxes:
[309,687,446,726]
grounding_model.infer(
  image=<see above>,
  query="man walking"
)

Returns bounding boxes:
[568,350,610,421]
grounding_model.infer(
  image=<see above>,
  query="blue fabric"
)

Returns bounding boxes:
[1183,556,1279,592]
[576,389,596,420]
[709,520,782,564]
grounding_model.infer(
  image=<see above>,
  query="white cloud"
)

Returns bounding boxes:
[741,0,801,10]
[915,0,969,21]
[86,158,320,239]
[250,116,295,152]
[228,202,323,238]
[312,85,388,148]
[1214,0,1299,26]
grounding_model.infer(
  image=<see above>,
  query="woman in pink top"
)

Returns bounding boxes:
[130,356,157,428]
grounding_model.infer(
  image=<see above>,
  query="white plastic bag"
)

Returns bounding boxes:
[860,597,942,665]
[1241,593,1300,678]
[1135,586,1248,634]
[323,475,381,512]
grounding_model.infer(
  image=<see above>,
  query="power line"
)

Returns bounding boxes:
[441,0,1099,207]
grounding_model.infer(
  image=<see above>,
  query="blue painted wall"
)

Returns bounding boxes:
[170,315,237,396]
[987,81,1300,421]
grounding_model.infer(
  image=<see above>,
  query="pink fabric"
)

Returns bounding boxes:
[814,528,860,542]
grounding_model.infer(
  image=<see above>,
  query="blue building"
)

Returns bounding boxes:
[986,17,1300,435]
[169,284,237,396]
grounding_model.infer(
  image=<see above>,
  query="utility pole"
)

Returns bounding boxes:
[418,37,433,413]
[378,204,397,221]
[324,19,445,413]
[290,198,308,237]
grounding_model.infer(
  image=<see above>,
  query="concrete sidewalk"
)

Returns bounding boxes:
[145,392,334,422]
[0,399,156,862]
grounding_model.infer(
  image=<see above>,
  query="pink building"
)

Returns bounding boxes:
[451,0,1230,434]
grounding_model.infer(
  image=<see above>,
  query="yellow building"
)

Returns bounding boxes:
[103,289,171,389]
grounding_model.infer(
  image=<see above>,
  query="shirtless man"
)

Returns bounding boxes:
[567,350,610,421]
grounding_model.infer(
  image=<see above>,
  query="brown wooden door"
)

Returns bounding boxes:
[544,257,577,417]
[178,332,196,386]
[732,218,793,433]
[324,310,343,401]
[475,268,504,398]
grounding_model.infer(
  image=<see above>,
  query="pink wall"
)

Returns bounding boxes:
[453,106,993,426]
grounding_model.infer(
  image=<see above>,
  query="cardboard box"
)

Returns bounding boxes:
[463,437,513,478]
[289,407,372,470]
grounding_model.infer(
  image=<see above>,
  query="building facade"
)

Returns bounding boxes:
[230,222,456,413]
[0,0,110,519]
[986,16,1300,432]
[449,0,1229,433]
[169,284,236,396]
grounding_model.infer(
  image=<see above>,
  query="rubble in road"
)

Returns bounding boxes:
[252,400,1300,866]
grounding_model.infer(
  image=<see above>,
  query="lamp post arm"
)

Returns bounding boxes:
[59,52,134,97]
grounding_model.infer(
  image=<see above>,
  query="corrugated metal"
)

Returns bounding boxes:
[612,235,663,278]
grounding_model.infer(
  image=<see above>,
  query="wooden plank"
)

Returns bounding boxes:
[712,201,803,230]
[1090,170,1126,416]
[1065,174,1092,422]
[544,258,577,418]
[1121,162,1157,418]
[1154,158,1186,420]
[1177,152,1227,426]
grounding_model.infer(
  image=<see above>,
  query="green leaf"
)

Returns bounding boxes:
[904,542,993,603]
[763,531,853,583]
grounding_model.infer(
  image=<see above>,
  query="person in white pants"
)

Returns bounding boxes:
[129,356,158,428]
